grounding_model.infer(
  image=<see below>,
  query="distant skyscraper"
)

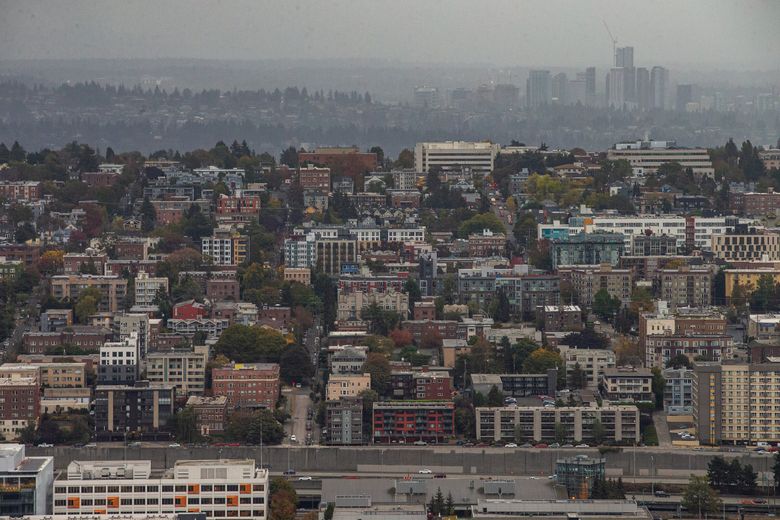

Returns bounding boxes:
[568,78,587,106]
[650,66,669,110]
[615,47,634,68]
[607,68,626,108]
[615,47,635,103]
[493,84,520,109]
[413,86,439,108]
[636,67,650,110]
[552,73,568,104]
[526,70,552,108]
[676,84,694,112]
[584,67,596,106]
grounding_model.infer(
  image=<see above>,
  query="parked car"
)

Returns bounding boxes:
[298,476,313,481]
[283,470,296,476]
[654,490,670,497]
[413,440,428,446]
[418,469,433,474]
[504,443,518,448]
[37,443,53,448]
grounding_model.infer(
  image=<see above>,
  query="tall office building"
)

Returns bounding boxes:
[606,68,626,108]
[584,67,596,106]
[552,73,568,104]
[650,66,668,109]
[676,84,694,112]
[615,46,635,103]
[526,70,552,108]
[568,78,587,106]
[635,67,650,110]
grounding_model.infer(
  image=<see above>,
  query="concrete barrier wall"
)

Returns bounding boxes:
[26,446,774,478]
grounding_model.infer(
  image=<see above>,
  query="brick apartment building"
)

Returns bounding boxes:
[0,181,42,201]
[298,147,378,191]
[297,164,331,191]
[372,401,455,443]
[211,363,281,410]
[0,375,40,440]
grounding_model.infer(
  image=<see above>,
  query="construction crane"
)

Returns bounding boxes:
[602,20,617,67]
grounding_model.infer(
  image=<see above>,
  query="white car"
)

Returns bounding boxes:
[418,469,433,474]
[290,435,297,442]
[169,443,181,448]
[575,444,589,448]
[298,476,313,481]
[37,443,53,448]
[504,443,518,448]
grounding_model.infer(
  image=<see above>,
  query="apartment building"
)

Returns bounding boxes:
[53,459,268,519]
[186,395,228,436]
[601,367,653,402]
[0,362,85,388]
[63,252,108,275]
[315,237,357,275]
[147,345,209,397]
[201,229,249,266]
[336,290,409,321]
[663,368,693,414]
[326,373,371,401]
[725,268,780,301]
[391,169,424,190]
[134,271,169,307]
[413,372,453,400]
[658,267,713,309]
[297,164,331,191]
[166,319,229,338]
[476,405,640,444]
[372,401,455,443]
[470,371,558,398]
[0,181,42,201]
[0,444,53,516]
[693,361,780,445]
[414,141,500,174]
[711,226,780,261]
[606,140,714,177]
[50,275,128,313]
[467,230,506,257]
[211,363,280,409]
[551,233,625,268]
[325,398,364,445]
[0,375,40,440]
[98,335,139,385]
[568,264,632,308]
[730,189,780,217]
[645,332,731,368]
[559,347,616,387]
[630,233,679,256]
[282,267,311,286]
[542,305,582,332]
[329,347,368,375]
[94,382,175,437]
[298,147,377,190]
[206,277,241,302]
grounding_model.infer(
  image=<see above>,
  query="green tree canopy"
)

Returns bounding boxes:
[213,324,287,363]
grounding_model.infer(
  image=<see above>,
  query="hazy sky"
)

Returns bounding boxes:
[1,0,779,69]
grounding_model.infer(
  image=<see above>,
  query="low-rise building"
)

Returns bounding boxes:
[94,382,175,439]
[134,271,169,307]
[559,347,616,387]
[50,275,128,313]
[468,229,506,257]
[325,398,364,445]
[600,367,653,402]
[186,395,228,435]
[326,373,371,401]
[470,371,557,398]
[658,266,712,309]
[413,372,453,400]
[663,367,693,414]
[1,362,85,388]
[372,401,454,444]
[567,264,632,308]
[211,363,280,410]
[0,444,54,516]
[53,459,268,518]
[475,405,640,444]
[551,232,626,269]
[645,332,731,368]
[147,345,209,397]
[542,305,582,332]
[330,347,368,375]
[283,267,311,286]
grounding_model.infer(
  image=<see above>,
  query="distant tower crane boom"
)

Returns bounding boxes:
[602,20,617,67]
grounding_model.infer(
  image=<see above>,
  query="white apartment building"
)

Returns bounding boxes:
[559,347,616,387]
[386,228,426,243]
[283,234,316,268]
[606,140,715,178]
[115,313,150,360]
[134,272,169,307]
[53,459,268,519]
[166,319,229,338]
[146,345,209,397]
[391,169,423,190]
[414,141,500,174]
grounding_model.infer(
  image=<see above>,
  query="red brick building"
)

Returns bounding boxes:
[298,147,378,191]
[468,230,507,257]
[413,300,436,321]
[151,197,195,226]
[173,300,208,320]
[413,372,453,400]
[105,259,158,276]
[0,243,40,267]
[81,171,120,188]
[0,181,42,201]
[730,189,780,217]
[372,401,454,443]
[211,363,281,409]
[216,193,261,216]
[63,252,107,275]
[186,395,228,435]
[0,375,40,439]
[257,306,291,328]
[22,327,112,354]
[206,278,241,301]
[401,320,460,343]
[388,190,421,209]
[297,164,331,191]
[115,239,149,260]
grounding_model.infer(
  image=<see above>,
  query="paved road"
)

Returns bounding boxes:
[286,387,311,445]
[653,413,672,447]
